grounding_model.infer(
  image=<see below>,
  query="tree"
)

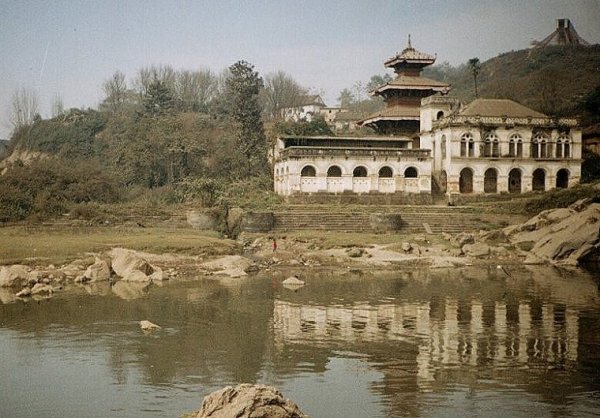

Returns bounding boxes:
[101,70,128,113]
[9,87,39,131]
[143,80,174,116]
[261,71,307,119]
[174,69,217,112]
[468,58,481,98]
[223,60,268,177]
[337,88,355,108]
[133,65,177,96]
[366,74,393,92]
[51,94,65,117]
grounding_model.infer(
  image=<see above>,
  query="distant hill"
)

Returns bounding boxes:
[424,45,600,117]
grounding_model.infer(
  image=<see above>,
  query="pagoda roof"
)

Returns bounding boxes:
[531,18,590,48]
[459,99,547,118]
[359,106,421,126]
[384,37,436,68]
[371,75,450,95]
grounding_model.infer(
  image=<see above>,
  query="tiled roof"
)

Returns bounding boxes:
[459,99,548,118]
[360,106,421,125]
[334,111,366,122]
[372,75,450,94]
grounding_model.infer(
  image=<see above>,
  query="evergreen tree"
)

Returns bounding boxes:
[224,60,268,178]
[143,80,174,116]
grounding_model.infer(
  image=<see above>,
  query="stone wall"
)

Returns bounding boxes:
[241,212,275,232]
[286,192,433,205]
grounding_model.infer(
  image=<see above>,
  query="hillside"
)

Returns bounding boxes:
[424,45,600,117]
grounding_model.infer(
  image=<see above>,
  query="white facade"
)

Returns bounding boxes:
[420,97,582,197]
[273,97,582,199]
[273,136,431,196]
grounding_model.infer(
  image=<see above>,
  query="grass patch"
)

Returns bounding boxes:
[0,226,239,266]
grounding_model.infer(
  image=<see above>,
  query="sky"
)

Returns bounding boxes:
[1,0,599,138]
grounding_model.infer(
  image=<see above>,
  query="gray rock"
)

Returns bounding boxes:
[0,265,30,288]
[462,243,491,258]
[282,276,305,290]
[30,283,54,295]
[16,287,32,297]
[110,248,164,282]
[401,242,413,253]
[139,320,161,331]
[84,257,111,282]
[197,384,308,418]
[346,248,364,258]
[450,233,474,248]
[526,203,600,265]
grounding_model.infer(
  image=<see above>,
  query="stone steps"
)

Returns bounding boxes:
[272,208,496,233]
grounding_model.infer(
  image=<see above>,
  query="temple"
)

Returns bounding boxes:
[272,37,582,202]
[360,35,450,143]
[531,18,591,48]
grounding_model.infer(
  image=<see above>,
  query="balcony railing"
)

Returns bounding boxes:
[279,146,431,159]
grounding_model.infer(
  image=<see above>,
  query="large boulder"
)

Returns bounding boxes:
[463,243,491,258]
[83,257,111,282]
[0,265,30,288]
[109,248,164,282]
[197,384,307,418]
[524,203,600,265]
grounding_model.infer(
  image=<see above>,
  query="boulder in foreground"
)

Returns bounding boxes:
[197,384,308,418]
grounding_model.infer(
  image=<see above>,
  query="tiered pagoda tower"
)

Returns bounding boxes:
[531,18,591,48]
[360,37,450,140]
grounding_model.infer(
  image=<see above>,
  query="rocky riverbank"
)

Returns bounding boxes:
[1,199,598,304]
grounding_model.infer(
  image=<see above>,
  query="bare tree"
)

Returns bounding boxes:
[175,69,217,111]
[101,70,128,113]
[133,64,177,96]
[261,71,307,119]
[9,87,39,130]
[51,93,65,117]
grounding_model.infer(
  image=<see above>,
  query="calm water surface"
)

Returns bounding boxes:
[0,265,599,417]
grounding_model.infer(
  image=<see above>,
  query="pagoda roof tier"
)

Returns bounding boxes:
[359,106,421,126]
[384,45,436,69]
[371,75,450,96]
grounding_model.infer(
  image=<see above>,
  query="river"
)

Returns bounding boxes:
[0,264,599,417]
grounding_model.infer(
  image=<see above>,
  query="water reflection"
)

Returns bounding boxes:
[0,265,598,418]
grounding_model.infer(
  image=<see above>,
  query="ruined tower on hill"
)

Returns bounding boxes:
[531,18,591,48]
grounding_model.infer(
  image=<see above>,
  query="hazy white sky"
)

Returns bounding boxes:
[1,0,599,138]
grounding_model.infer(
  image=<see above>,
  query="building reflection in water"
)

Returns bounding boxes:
[274,296,580,389]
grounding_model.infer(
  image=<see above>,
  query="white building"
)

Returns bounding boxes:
[272,39,582,201]
[420,97,581,197]
[282,95,326,122]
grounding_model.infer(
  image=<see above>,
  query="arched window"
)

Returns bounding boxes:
[404,167,418,178]
[436,110,445,120]
[441,135,447,159]
[300,165,316,177]
[378,166,393,178]
[484,131,499,157]
[461,133,474,157]
[556,134,570,158]
[509,134,523,158]
[353,166,367,177]
[532,133,548,158]
[327,166,342,177]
